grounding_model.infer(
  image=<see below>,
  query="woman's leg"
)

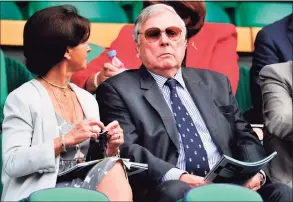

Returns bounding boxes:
[96,161,133,201]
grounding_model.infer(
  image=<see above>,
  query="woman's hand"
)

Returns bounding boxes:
[97,63,119,85]
[65,119,104,147]
[105,120,124,157]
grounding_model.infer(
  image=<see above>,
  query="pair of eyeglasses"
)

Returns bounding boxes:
[138,26,183,43]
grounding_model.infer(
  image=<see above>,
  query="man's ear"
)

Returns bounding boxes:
[64,49,71,60]
[135,43,140,56]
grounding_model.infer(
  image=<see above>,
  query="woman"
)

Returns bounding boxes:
[1,5,132,201]
[71,1,239,94]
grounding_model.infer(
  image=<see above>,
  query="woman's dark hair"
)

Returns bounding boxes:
[143,1,206,36]
[23,5,90,76]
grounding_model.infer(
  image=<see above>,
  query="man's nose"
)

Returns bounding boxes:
[159,32,169,46]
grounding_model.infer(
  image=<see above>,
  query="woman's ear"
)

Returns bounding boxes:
[64,49,71,60]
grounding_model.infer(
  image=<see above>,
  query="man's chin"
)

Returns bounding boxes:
[161,61,178,69]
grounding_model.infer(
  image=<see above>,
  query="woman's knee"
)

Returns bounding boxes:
[108,160,125,176]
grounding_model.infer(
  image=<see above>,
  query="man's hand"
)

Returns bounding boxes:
[179,173,208,187]
[243,173,263,191]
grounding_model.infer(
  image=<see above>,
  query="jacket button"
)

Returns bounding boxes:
[38,170,43,174]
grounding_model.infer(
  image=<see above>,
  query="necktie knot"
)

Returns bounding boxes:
[165,79,177,90]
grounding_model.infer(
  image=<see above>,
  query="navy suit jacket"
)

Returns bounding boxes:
[249,14,293,123]
[96,66,265,197]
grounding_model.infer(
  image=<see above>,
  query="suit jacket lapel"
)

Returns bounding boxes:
[182,69,224,154]
[139,66,180,152]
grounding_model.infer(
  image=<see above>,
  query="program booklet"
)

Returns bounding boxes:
[204,152,277,185]
[58,158,148,177]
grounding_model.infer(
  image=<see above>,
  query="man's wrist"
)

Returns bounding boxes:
[259,170,266,186]
[162,168,187,181]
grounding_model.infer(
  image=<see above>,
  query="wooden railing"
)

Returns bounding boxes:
[0,20,262,52]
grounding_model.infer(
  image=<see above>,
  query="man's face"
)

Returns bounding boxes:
[136,10,186,78]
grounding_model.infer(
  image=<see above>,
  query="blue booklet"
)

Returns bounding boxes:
[204,152,277,184]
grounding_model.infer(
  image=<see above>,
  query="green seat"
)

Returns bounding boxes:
[0,50,9,128]
[120,1,143,23]
[87,44,105,63]
[28,188,109,201]
[205,2,232,24]
[0,133,2,198]
[0,50,8,198]
[235,2,293,27]
[28,2,128,23]
[183,184,263,201]
[218,1,239,9]
[0,2,24,20]
[5,56,34,94]
[236,65,253,113]
[0,50,34,126]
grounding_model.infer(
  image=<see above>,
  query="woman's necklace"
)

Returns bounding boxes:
[41,76,69,97]
[43,77,84,162]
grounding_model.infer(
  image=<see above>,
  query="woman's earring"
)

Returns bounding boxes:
[136,53,140,58]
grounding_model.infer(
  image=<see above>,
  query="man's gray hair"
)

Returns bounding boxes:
[133,4,187,44]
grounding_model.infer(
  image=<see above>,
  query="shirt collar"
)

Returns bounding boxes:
[147,67,186,89]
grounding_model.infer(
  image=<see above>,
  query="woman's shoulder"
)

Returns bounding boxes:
[7,79,39,99]
[119,24,135,35]
[194,22,237,40]
[5,79,41,106]
[113,24,135,45]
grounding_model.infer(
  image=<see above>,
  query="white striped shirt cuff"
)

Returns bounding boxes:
[259,169,266,186]
[162,168,187,181]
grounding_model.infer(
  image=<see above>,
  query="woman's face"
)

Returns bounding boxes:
[67,41,91,71]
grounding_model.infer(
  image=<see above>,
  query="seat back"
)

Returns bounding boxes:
[4,56,34,94]
[235,2,293,27]
[0,50,8,127]
[0,132,2,198]
[28,188,109,201]
[0,50,7,198]
[87,44,105,63]
[28,1,128,23]
[120,1,143,23]
[184,184,263,201]
[205,2,232,23]
[0,2,24,20]
[236,65,253,113]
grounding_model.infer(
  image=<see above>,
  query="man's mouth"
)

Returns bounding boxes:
[159,53,172,57]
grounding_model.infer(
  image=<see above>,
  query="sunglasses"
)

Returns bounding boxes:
[138,26,183,43]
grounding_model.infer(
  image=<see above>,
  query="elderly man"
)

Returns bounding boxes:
[96,4,292,202]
